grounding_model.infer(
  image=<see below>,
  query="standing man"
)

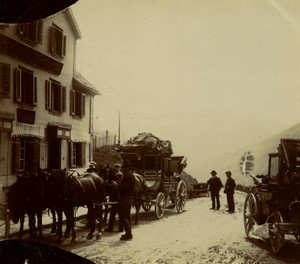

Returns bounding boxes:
[119,160,135,240]
[207,170,223,210]
[104,168,123,232]
[224,171,236,213]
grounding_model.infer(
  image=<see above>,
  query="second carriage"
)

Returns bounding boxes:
[116,133,188,219]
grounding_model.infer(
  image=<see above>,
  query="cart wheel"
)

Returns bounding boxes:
[269,211,285,254]
[155,192,165,219]
[0,205,10,240]
[175,180,187,213]
[142,201,152,212]
[243,193,258,238]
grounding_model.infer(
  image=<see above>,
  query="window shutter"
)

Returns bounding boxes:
[70,90,75,116]
[45,80,51,110]
[81,93,86,117]
[63,35,66,57]
[33,77,37,105]
[0,63,10,98]
[50,25,55,54]
[12,138,20,173]
[37,20,43,44]
[33,138,40,169]
[61,85,66,112]
[70,142,74,167]
[81,142,86,166]
[14,68,22,102]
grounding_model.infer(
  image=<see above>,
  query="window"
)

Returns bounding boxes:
[0,62,10,98]
[50,23,66,58]
[17,21,43,45]
[45,79,66,113]
[14,67,37,106]
[12,137,40,173]
[70,90,85,118]
[71,142,86,167]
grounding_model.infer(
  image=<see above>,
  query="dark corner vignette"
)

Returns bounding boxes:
[0,0,78,23]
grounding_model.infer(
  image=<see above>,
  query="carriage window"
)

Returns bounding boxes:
[144,156,156,170]
[269,156,279,182]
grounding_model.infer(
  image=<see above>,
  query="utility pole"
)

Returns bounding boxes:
[118,111,121,144]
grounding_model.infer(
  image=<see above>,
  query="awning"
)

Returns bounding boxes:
[71,130,90,143]
[73,72,101,96]
[11,121,45,139]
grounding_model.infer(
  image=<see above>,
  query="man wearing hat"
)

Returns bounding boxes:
[207,170,223,210]
[118,160,136,240]
[224,171,236,213]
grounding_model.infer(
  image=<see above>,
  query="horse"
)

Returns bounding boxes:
[63,171,106,242]
[132,172,147,225]
[7,170,48,239]
[40,167,107,243]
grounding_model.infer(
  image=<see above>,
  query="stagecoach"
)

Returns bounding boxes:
[115,133,188,219]
[244,138,300,253]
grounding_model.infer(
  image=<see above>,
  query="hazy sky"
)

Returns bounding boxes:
[71,0,300,176]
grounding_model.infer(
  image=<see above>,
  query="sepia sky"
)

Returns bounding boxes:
[71,0,300,177]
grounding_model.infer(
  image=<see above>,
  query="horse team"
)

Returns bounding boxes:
[6,164,131,243]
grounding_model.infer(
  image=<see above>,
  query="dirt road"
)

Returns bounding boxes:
[13,191,300,263]
[43,191,294,264]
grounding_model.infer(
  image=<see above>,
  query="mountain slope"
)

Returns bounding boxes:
[194,122,300,186]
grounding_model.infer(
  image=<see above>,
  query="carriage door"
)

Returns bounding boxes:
[48,139,61,169]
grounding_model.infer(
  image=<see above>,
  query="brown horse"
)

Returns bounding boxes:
[133,172,147,225]
[38,168,106,243]
[62,171,106,242]
[7,170,48,239]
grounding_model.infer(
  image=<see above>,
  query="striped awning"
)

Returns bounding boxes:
[11,121,45,139]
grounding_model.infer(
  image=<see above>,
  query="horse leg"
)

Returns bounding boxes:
[86,203,95,240]
[95,204,102,240]
[135,196,141,225]
[56,208,63,242]
[64,208,71,239]
[28,211,37,239]
[18,213,25,239]
[37,210,43,239]
[50,208,57,234]
[70,207,76,244]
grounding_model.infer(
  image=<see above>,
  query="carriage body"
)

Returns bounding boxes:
[244,138,300,253]
[116,133,187,218]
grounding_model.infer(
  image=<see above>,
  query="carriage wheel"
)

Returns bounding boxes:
[175,180,187,213]
[243,193,258,238]
[268,211,285,254]
[155,192,165,219]
[0,205,10,240]
[142,201,152,212]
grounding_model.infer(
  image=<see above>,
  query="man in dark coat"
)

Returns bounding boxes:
[207,170,223,210]
[224,171,236,213]
[119,160,136,240]
[104,167,123,232]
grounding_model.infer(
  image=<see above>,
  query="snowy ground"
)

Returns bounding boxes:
[66,192,300,263]
[8,191,300,263]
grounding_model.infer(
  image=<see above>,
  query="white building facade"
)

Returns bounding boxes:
[0,8,100,197]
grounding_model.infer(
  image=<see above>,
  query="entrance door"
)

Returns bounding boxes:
[48,139,61,169]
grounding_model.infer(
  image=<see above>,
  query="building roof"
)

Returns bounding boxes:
[73,72,101,96]
[64,8,82,40]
